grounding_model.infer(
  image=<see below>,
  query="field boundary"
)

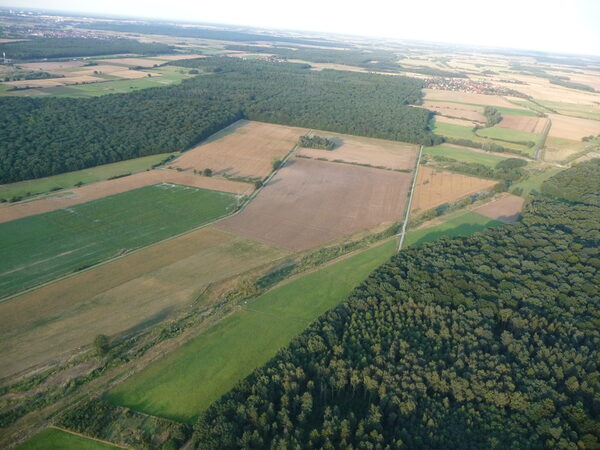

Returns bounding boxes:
[49,426,130,449]
[397,145,423,252]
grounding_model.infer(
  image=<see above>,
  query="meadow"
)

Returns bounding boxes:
[510,167,562,197]
[106,239,397,422]
[0,153,174,201]
[405,211,502,247]
[423,145,509,167]
[476,126,540,145]
[18,427,119,450]
[0,184,237,299]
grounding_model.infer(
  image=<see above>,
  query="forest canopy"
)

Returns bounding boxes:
[0,57,436,183]
[191,162,600,449]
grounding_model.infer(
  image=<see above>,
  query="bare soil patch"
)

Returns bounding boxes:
[0,227,286,378]
[474,194,524,223]
[424,89,528,109]
[171,120,307,179]
[0,170,252,223]
[412,166,497,213]
[297,131,418,170]
[217,157,412,251]
[498,116,548,134]
[547,114,600,141]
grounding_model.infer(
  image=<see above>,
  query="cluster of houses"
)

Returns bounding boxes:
[425,77,519,96]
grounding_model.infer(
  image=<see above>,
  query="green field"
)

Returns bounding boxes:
[536,100,600,121]
[0,153,175,201]
[510,167,563,197]
[405,211,502,247]
[476,126,540,144]
[18,427,118,450]
[3,67,194,98]
[424,145,509,167]
[0,184,237,299]
[106,239,397,423]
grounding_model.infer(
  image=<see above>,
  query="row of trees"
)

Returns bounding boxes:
[0,57,437,183]
[0,37,172,60]
[191,160,600,449]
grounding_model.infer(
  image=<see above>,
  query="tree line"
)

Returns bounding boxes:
[0,57,437,183]
[0,37,172,60]
[190,160,600,449]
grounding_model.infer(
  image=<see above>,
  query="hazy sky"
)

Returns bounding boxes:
[3,0,600,55]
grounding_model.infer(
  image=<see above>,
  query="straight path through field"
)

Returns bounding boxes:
[398,145,423,251]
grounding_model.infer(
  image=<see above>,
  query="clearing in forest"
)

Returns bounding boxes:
[0,227,286,379]
[473,194,525,223]
[0,169,252,223]
[411,166,497,213]
[217,157,412,251]
[106,240,397,423]
[297,131,418,170]
[171,120,307,180]
[0,184,239,300]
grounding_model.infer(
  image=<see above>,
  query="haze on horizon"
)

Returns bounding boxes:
[2,0,600,56]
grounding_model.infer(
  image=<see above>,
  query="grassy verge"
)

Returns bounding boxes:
[0,153,174,201]
[0,184,237,299]
[18,427,119,450]
[106,239,397,422]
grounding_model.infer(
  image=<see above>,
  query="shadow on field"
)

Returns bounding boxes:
[118,306,175,341]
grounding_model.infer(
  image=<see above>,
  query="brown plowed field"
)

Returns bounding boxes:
[423,100,486,122]
[0,228,287,378]
[423,89,528,109]
[412,166,497,213]
[0,170,252,223]
[548,114,600,140]
[297,131,418,170]
[217,157,412,251]
[498,116,548,134]
[171,120,307,179]
[474,194,524,223]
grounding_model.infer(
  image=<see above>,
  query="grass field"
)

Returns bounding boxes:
[510,167,563,197]
[424,145,509,167]
[476,126,540,144]
[0,153,174,201]
[536,100,600,121]
[405,211,502,247]
[18,428,119,450]
[106,239,397,422]
[0,184,237,299]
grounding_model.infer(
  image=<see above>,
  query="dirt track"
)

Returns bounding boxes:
[474,194,524,223]
[217,157,412,251]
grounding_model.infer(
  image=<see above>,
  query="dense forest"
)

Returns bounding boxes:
[0,37,172,60]
[541,159,600,205]
[70,22,344,47]
[191,161,600,449]
[0,57,437,183]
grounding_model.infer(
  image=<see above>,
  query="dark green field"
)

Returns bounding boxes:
[0,184,237,299]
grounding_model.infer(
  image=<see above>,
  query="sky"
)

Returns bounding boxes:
[3,0,600,56]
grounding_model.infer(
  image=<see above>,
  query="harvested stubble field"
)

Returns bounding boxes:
[547,114,600,141]
[0,169,252,223]
[473,194,524,223]
[433,115,478,127]
[102,58,166,67]
[217,157,411,251]
[411,166,497,213]
[422,100,486,122]
[543,137,588,163]
[4,75,103,88]
[297,131,418,170]
[423,89,528,109]
[0,227,286,378]
[18,61,86,71]
[0,184,239,300]
[107,239,397,422]
[171,120,307,179]
[497,115,548,134]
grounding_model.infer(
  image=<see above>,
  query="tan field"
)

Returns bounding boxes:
[0,170,252,223]
[547,114,600,141]
[102,58,167,67]
[433,115,478,127]
[543,137,587,163]
[112,70,160,79]
[474,194,524,223]
[422,100,486,122]
[495,75,600,105]
[217,157,412,251]
[412,166,497,213]
[18,61,86,71]
[4,75,103,88]
[423,89,528,109]
[171,120,307,179]
[497,116,549,134]
[297,131,418,170]
[63,64,131,76]
[0,228,287,378]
